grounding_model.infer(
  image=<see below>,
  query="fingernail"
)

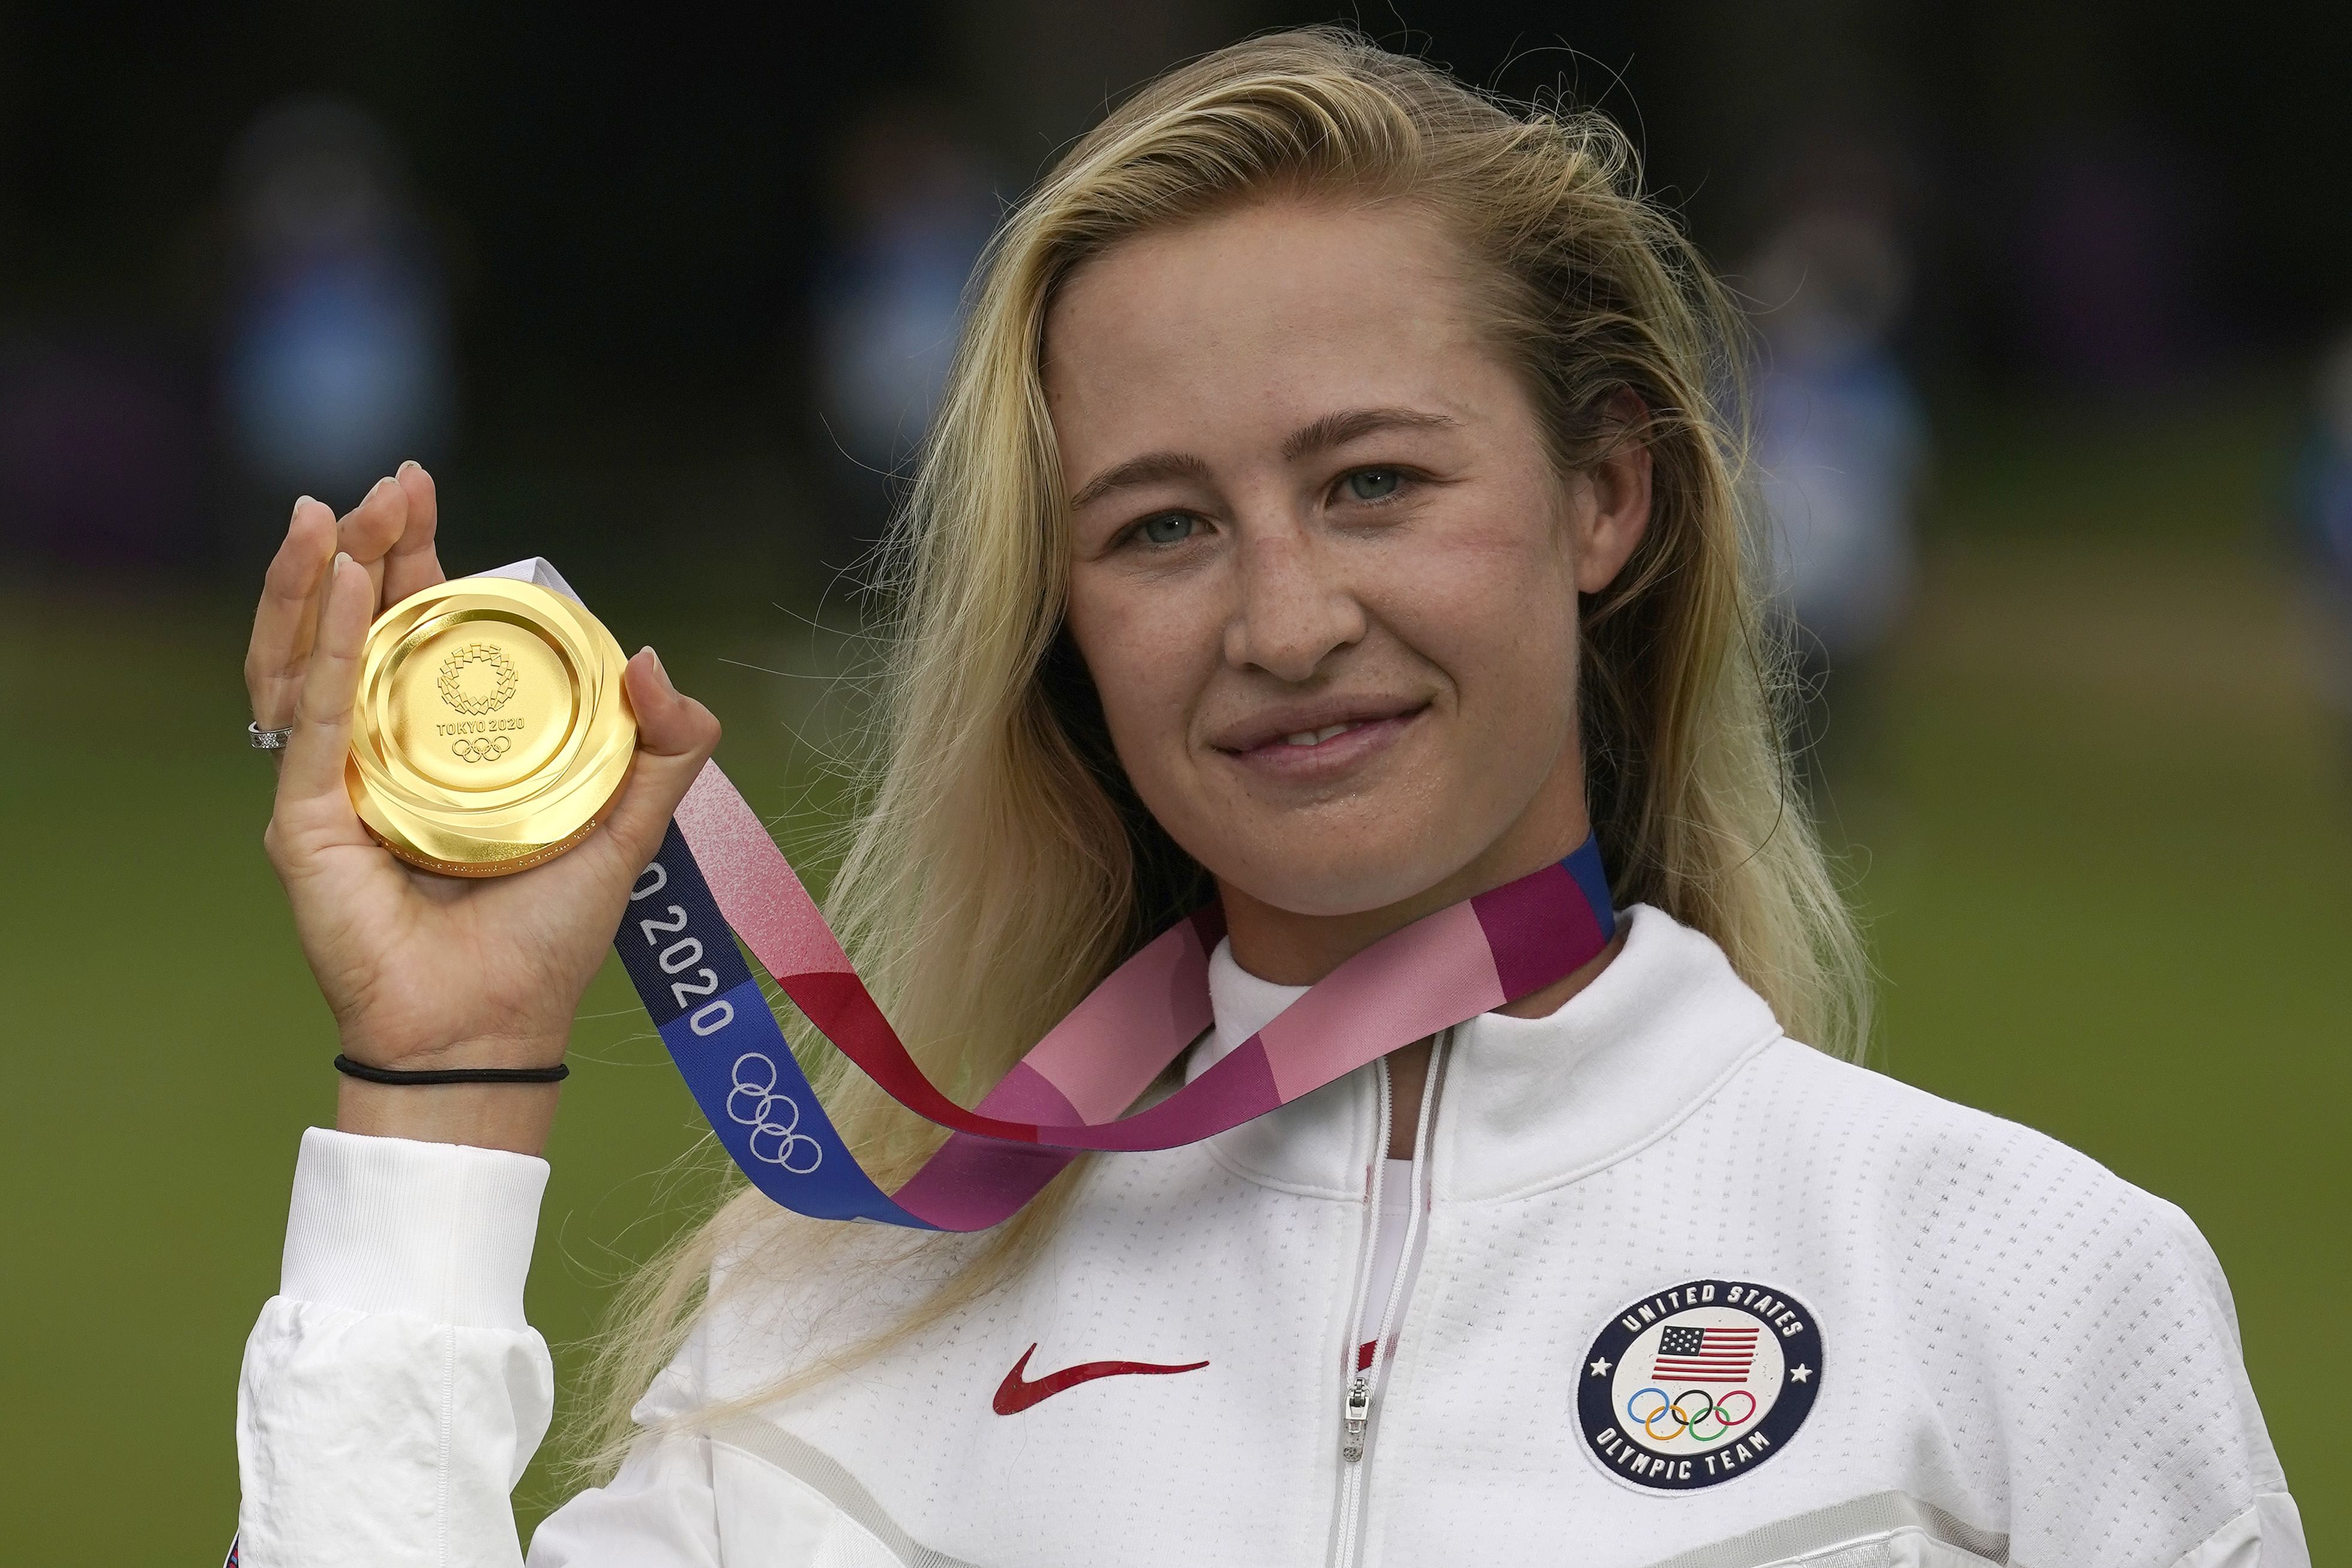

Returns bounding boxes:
[334,550,352,572]
[643,646,671,688]
[293,494,313,517]
[397,458,420,476]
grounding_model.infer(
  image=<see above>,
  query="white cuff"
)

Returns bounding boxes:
[281,1126,549,1331]
[2163,1494,2308,1568]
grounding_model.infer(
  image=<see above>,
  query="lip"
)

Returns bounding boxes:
[1211,700,1429,780]
[1212,698,1428,754]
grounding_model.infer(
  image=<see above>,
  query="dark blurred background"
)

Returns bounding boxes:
[4,1,2347,1557]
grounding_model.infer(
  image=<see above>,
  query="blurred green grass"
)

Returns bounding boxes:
[2,397,2345,1555]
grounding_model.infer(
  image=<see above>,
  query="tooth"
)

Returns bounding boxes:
[1315,724,1351,742]
[1284,731,1318,746]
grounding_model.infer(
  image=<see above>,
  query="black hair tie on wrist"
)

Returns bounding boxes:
[332,1054,571,1086]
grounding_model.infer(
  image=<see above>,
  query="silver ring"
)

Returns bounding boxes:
[248,719,295,752]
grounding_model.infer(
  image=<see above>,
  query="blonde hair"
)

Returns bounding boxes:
[578,26,1868,1474]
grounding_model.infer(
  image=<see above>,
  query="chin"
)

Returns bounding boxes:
[1223,838,1464,919]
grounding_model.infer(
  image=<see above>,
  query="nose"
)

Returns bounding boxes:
[1223,523,1367,682]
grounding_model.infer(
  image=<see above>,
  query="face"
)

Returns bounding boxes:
[1047,197,1649,960]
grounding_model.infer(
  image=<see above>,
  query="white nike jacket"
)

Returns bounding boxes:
[235,904,2307,1568]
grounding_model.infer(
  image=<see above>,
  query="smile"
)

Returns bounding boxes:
[1215,703,1429,779]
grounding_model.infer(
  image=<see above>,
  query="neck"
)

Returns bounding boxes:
[1217,799,1607,1005]
[1218,880,1467,987]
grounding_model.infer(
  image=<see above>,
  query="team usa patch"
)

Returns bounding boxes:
[1576,1278,1823,1492]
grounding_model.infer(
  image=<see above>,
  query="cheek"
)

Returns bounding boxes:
[1064,573,1211,779]
[1383,511,1581,712]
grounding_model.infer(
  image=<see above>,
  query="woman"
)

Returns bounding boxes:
[234,32,2303,1568]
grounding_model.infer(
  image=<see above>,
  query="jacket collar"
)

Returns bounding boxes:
[1188,903,1785,1203]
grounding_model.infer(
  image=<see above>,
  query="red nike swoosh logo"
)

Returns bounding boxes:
[991,1342,1210,1415]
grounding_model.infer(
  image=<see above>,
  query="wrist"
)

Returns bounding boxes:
[334,1053,567,1086]
[335,1076,562,1156]
[335,1031,571,1075]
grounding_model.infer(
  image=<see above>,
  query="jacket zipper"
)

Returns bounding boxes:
[1331,1031,1449,1568]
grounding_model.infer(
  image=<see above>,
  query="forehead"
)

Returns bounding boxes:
[1041,197,1501,458]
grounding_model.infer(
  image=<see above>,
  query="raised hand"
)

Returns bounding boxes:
[244,463,721,1152]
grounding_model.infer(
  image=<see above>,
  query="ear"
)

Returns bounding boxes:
[1572,391,1654,595]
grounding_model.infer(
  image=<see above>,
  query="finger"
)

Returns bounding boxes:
[275,552,377,815]
[381,460,447,607]
[335,474,410,610]
[244,497,340,730]
[588,647,723,877]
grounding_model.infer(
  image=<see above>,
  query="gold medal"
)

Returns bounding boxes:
[346,573,636,876]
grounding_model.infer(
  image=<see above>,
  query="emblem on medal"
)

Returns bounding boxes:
[1576,1278,1822,1492]
[346,566,636,876]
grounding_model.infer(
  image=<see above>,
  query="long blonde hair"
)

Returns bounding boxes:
[579,26,1868,1473]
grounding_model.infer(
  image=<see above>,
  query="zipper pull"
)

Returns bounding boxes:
[1342,1374,1372,1462]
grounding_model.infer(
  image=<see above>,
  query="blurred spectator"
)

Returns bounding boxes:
[1749,194,1928,799]
[221,97,454,507]
[810,101,997,519]
[2293,330,2352,757]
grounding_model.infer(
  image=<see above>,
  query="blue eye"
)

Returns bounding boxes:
[1135,512,1196,545]
[1344,468,1401,502]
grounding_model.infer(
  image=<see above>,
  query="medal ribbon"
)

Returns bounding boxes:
[612,759,1614,1231]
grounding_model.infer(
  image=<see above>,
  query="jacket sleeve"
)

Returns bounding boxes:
[1999,1191,2308,1568]
[234,1128,724,1567]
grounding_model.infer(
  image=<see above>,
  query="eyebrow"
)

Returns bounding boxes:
[1065,407,1460,511]
[1281,406,1460,461]
[1066,451,1215,512]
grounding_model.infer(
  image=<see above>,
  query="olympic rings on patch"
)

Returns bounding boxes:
[725,1052,824,1173]
[1627,1392,1684,1438]
[451,733,513,763]
[1685,1390,1733,1443]
[1623,1384,1758,1443]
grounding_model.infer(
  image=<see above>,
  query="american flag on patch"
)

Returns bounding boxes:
[1652,1324,1760,1383]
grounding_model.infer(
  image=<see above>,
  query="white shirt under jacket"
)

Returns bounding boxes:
[235,904,2307,1568]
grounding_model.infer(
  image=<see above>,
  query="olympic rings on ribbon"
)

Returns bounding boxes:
[726,1051,824,1173]
[1623,1385,1758,1443]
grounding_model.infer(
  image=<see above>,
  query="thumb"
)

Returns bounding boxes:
[595,646,723,873]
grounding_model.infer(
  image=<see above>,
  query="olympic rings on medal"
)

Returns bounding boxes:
[451,733,513,764]
[1623,1384,1758,1443]
[725,1052,824,1173]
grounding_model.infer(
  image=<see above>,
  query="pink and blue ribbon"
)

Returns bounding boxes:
[613,761,1614,1231]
